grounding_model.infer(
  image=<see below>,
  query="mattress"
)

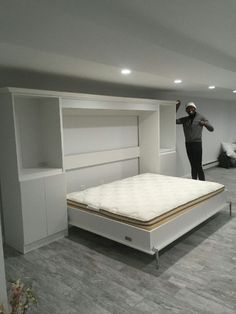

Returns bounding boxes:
[67,173,224,226]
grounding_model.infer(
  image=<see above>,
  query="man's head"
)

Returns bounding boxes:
[186,102,197,116]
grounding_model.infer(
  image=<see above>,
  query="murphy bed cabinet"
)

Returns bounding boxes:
[0,87,176,253]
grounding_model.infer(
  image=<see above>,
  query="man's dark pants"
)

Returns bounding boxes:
[185,142,205,181]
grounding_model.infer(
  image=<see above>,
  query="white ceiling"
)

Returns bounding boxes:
[1,0,236,100]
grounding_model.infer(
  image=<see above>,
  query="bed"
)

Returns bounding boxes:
[67,173,230,267]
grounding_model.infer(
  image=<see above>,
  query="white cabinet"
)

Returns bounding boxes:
[20,174,67,250]
[45,174,67,235]
[0,88,67,253]
[20,178,47,245]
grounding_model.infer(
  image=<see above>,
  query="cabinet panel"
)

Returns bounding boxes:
[159,104,176,150]
[139,111,160,173]
[20,179,47,244]
[159,151,176,176]
[45,174,67,235]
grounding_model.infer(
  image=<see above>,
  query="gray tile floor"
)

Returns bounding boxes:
[4,167,236,313]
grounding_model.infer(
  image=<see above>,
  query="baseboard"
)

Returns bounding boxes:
[23,229,68,254]
[182,173,191,178]
[203,161,219,169]
[182,161,219,178]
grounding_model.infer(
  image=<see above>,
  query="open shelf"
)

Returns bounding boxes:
[160,148,176,154]
[19,168,63,181]
[13,95,63,176]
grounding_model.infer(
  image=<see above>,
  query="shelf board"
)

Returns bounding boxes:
[19,168,63,181]
[160,148,176,154]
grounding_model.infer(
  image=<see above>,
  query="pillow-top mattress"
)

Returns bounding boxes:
[67,173,224,223]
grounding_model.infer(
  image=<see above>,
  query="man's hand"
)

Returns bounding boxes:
[199,120,206,126]
[176,100,181,112]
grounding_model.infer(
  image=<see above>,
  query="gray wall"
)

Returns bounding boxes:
[0,67,158,98]
[154,92,236,177]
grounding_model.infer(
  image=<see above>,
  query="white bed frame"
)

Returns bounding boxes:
[68,190,230,267]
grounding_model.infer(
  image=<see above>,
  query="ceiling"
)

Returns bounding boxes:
[1,0,236,100]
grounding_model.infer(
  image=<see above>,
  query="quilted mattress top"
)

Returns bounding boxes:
[67,173,224,222]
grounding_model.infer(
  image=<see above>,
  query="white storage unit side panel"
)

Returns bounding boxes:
[159,104,176,150]
[20,178,47,245]
[44,174,67,235]
[139,111,160,173]
[0,94,24,251]
[150,191,227,251]
[59,98,66,171]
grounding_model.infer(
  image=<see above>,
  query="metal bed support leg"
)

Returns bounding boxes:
[228,201,232,216]
[152,247,159,269]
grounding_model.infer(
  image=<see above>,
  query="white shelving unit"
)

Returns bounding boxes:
[0,87,176,253]
[13,95,63,179]
[0,88,67,253]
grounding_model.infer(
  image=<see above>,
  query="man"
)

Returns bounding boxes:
[176,100,214,181]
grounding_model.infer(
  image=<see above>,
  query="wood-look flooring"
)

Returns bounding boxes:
[4,167,236,313]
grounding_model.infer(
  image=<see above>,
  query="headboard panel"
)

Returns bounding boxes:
[66,158,139,193]
[64,147,140,170]
[62,112,140,192]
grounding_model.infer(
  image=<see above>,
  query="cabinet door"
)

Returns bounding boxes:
[44,174,67,235]
[20,179,47,244]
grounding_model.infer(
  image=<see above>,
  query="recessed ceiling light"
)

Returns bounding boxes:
[208,85,215,89]
[233,90,236,93]
[121,68,131,75]
[174,79,182,84]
